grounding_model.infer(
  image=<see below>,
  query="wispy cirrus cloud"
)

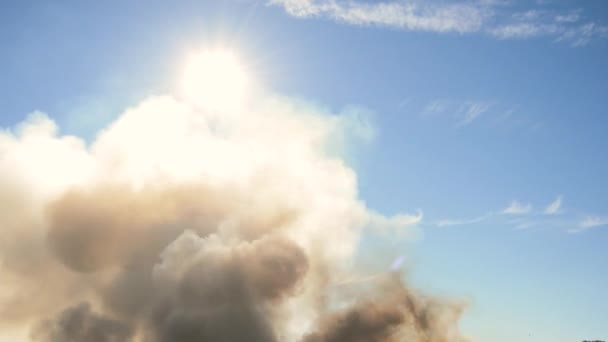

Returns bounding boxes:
[502,200,532,215]
[269,0,488,33]
[581,216,608,229]
[544,195,562,215]
[436,213,490,227]
[269,0,608,46]
[435,200,536,230]
[457,102,492,127]
[513,221,536,230]
[555,11,581,24]
[420,99,495,127]
[489,9,608,46]
[568,216,608,234]
[435,195,608,235]
[423,99,451,116]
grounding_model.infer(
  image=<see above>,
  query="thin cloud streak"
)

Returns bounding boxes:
[436,213,491,227]
[434,196,608,235]
[503,200,532,215]
[569,216,608,233]
[457,102,492,127]
[544,195,562,215]
[269,0,488,33]
[420,99,499,128]
[269,0,608,46]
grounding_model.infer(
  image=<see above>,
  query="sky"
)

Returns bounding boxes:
[1,1,608,341]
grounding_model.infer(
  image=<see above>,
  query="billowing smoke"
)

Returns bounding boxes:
[32,303,134,342]
[0,85,465,341]
[303,275,468,342]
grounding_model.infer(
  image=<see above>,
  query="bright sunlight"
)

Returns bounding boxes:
[181,50,248,110]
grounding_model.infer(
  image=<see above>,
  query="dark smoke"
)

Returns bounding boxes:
[304,276,468,342]
[303,301,404,342]
[46,184,297,272]
[144,232,309,342]
[32,302,133,342]
[0,95,467,341]
[19,183,468,342]
[37,183,311,342]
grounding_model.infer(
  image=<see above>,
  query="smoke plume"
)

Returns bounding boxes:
[0,89,465,341]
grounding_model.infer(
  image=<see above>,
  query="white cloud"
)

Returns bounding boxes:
[555,11,581,24]
[269,0,489,33]
[514,221,535,230]
[513,10,542,21]
[436,214,489,227]
[487,8,607,46]
[489,22,558,39]
[457,102,491,127]
[490,21,608,46]
[422,99,497,127]
[368,210,423,239]
[502,200,532,215]
[557,23,608,47]
[581,216,608,228]
[433,197,604,234]
[544,195,562,214]
[270,0,607,46]
[569,216,608,233]
[423,99,451,116]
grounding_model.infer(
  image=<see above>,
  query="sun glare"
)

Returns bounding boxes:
[181,50,248,110]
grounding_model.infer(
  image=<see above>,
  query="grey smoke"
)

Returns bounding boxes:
[23,183,468,342]
[32,302,133,342]
[304,276,468,342]
[0,95,464,341]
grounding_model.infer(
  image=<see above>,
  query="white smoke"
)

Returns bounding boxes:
[0,84,427,341]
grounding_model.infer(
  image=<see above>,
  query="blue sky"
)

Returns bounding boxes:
[2,1,608,341]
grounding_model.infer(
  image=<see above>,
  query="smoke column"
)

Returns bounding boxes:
[0,77,467,341]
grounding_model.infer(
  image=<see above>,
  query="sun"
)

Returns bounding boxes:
[181,50,248,110]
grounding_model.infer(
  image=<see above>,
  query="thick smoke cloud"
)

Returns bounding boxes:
[32,303,134,342]
[304,276,469,342]
[46,184,297,272]
[0,90,461,341]
[144,232,308,342]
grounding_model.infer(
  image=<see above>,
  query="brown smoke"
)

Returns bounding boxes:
[38,183,309,341]
[46,184,297,272]
[304,276,469,342]
[0,95,465,341]
[32,303,134,342]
